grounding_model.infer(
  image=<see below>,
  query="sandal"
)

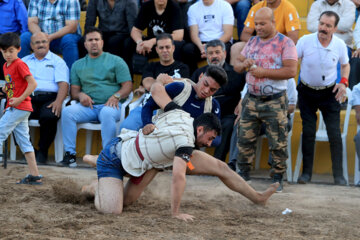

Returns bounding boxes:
[16,174,43,185]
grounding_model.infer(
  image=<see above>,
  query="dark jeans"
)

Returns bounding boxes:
[29,93,60,154]
[214,114,236,161]
[349,57,360,90]
[297,82,343,177]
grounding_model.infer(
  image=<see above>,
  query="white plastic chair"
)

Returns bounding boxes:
[10,96,70,163]
[354,125,360,186]
[255,113,294,182]
[293,88,352,184]
[128,93,146,113]
[76,92,133,155]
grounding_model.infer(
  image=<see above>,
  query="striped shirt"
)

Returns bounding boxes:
[28,0,81,35]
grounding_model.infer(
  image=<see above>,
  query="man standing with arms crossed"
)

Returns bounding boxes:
[233,7,298,192]
[296,11,349,185]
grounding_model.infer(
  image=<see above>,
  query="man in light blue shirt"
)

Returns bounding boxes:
[351,82,360,186]
[22,32,69,164]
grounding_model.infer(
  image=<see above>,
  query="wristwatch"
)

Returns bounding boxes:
[113,93,121,100]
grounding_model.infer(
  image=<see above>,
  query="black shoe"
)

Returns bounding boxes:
[273,173,283,193]
[35,150,48,165]
[238,170,251,182]
[59,152,77,168]
[334,175,346,185]
[298,173,311,184]
[228,161,236,171]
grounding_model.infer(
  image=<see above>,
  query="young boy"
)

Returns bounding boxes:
[0,32,42,184]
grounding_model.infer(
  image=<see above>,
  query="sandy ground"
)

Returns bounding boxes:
[0,163,359,240]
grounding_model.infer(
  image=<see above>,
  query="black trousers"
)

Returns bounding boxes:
[214,114,236,161]
[29,93,59,154]
[297,82,343,177]
[349,57,360,90]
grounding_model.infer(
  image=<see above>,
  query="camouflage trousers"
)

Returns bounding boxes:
[237,92,288,175]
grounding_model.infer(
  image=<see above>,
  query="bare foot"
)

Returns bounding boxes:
[81,180,98,196]
[256,182,279,205]
[83,155,98,168]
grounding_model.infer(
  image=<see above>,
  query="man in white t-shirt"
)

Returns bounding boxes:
[182,0,234,74]
[296,11,350,185]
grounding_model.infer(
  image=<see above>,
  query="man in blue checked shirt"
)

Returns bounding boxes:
[18,0,81,69]
[0,0,28,79]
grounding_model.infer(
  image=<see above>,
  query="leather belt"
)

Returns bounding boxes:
[135,134,144,161]
[31,91,57,96]
[248,91,285,102]
[300,80,335,90]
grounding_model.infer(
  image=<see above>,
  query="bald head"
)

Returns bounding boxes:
[255,7,274,21]
[30,32,50,60]
[254,7,276,40]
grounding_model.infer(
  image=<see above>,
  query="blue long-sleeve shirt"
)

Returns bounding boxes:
[0,0,28,34]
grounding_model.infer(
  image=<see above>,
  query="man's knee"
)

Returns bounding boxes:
[99,106,121,120]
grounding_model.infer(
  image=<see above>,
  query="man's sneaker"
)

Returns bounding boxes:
[238,170,251,183]
[272,173,283,193]
[297,173,311,184]
[334,175,346,185]
[60,152,77,168]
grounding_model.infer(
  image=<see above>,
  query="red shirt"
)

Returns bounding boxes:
[3,58,33,111]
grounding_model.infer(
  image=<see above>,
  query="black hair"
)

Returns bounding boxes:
[0,32,21,50]
[156,33,174,45]
[205,39,226,52]
[319,11,340,27]
[204,65,228,87]
[84,26,103,40]
[193,113,222,137]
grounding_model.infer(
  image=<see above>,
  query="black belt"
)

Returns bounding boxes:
[300,80,335,90]
[248,91,285,102]
[31,91,57,96]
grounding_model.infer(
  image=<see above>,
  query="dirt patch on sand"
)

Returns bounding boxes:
[0,164,359,240]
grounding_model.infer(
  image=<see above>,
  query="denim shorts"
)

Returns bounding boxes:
[97,137,127,180]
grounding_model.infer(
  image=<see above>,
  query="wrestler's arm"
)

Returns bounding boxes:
[171,147,195,221]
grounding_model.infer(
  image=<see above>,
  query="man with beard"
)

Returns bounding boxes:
[296,11,349,185]
[191,39,245,161]
[59,27,132,168]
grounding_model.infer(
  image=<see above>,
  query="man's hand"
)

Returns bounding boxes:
[172,213,195,222]
[156,74,174,85]
[199,43,206,59]
[333,83,347,103]
[141,40,154,54]
[142,123,156,135]
[353,49,360,58]
[8,97,22,107]
[249,66,266,78]
[78,92,94,109]
[47,99,63,117]
[105,95,120,109]
[134,85,145,96]
[234,99,242,126]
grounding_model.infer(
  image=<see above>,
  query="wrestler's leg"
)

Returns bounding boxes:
[189,150,278,205]
[95,177,124,214]
[123,169,159,206]
[83,154,99,167]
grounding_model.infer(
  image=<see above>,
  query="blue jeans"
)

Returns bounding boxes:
[61,103,122,154]
[0,108,34,153]
[119,106,143,132]
[19,31,81,69]
[232,0,252,39]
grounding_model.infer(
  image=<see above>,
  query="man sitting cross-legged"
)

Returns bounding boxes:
[82,107,278,221]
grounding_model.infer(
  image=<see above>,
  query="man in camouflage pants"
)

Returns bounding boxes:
[233,7,298,192]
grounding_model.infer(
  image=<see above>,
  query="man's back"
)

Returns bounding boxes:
[120,109,195,177]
